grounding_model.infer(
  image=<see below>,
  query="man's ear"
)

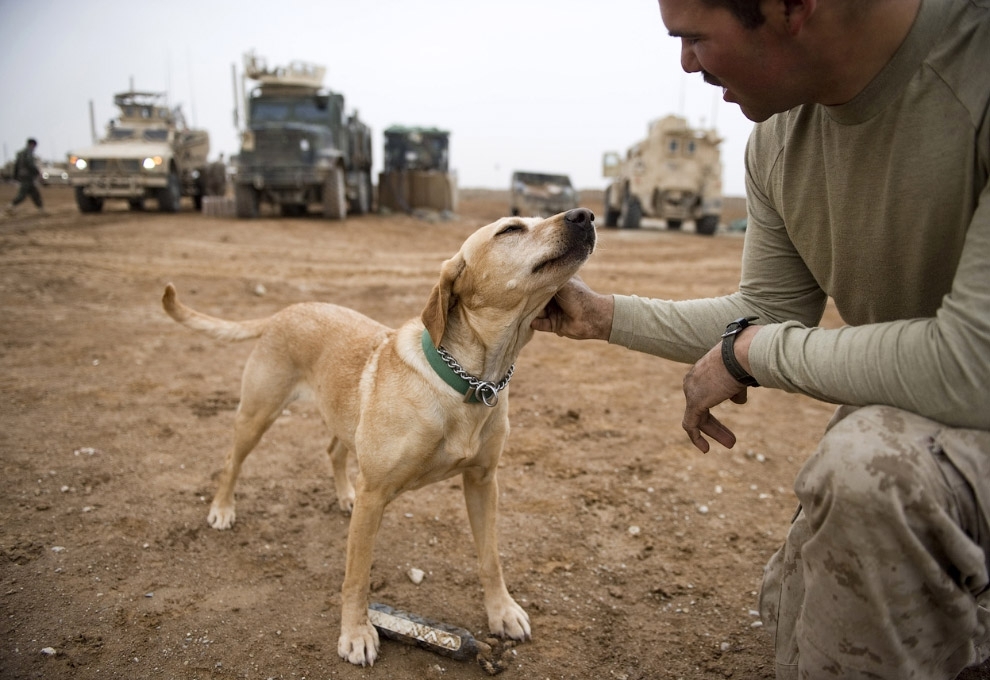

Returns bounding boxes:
[421,253,465,347]
[762,0,815,35]
[782,0,815,34]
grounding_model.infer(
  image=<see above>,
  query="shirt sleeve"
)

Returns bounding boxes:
[750,176,990,430]
[609,126,830,364]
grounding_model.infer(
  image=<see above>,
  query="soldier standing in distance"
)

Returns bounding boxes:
[6,138,46,216]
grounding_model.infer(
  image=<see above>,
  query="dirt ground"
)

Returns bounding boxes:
[0,184,983,680]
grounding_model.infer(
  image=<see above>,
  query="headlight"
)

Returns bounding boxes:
[142,156,163,170]
[72,156,88,170]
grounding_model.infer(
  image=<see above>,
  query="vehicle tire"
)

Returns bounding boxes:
[350,171,371,215]
[322,167,346,220]
[603,186,620,228]
[619,194,642,229]
[128,198,144,211]
[75,188,103,214]
[280,204,306,217]
[696,215,719,236]
[157,173,182,213]
[667,219,683,231]
[234,184,260,219]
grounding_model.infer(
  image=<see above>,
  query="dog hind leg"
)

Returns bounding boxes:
[326,437,356,514]
[208,355,300,530]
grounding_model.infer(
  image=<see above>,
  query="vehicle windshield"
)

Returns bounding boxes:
[251,97,329,124]
[144,129,169,141]
[514,172,572,187]
[107,127,135,140]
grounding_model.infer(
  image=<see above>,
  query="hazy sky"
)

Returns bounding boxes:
[0,0,755,196]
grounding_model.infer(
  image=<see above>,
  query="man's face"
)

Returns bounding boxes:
[658,0,797,122]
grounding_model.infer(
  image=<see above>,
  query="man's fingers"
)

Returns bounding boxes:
[683,410,737,453]
[530,317,552,333]
[729,388,749,405]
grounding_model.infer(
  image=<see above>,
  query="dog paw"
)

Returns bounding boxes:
[337,624,380,666]
[337,495,355,515]
[488,598,532,641]
[207,504,235,530]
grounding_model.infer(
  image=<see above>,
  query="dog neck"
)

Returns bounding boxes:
[421,329,514,407]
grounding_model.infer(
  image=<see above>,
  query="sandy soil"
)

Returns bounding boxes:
[1,184,984,680]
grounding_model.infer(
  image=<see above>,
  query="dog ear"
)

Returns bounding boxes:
[422,254,465,346]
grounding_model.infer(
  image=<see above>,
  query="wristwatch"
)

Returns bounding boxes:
[721,316,760,387]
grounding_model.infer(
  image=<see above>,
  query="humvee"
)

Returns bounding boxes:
[509,171,579,217]
[233,52,373,219]
[602,114,722,235]
[66,91,216,213]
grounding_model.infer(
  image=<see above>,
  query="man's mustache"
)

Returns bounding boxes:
[702,71,724,88]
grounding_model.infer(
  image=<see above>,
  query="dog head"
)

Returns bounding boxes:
[422,208,596,351]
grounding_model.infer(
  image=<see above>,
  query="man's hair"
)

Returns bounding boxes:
[27,138,37,146]
[701,0,767,28]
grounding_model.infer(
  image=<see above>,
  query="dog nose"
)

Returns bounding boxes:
[564,208,595,227]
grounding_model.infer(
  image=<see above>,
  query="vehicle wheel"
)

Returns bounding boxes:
[350,172,371,215]
[234,184,260,219]
[280,204,306,217]
[157,173,182,213]
[322,167,346,220]
[619,194,642,229]
[696,215,719,236]
[667,219,683,231]
[603,186,620,227]
[75,188,103,214]
[127,198,144,211]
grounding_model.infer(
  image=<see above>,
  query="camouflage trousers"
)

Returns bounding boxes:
[759,405,990,680]
[12,179,43,208]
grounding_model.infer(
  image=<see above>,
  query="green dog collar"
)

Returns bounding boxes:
[421,329,513,406]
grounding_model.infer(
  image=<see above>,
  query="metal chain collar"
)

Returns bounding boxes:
[435,345,514,407]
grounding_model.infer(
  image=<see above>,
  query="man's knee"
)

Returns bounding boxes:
[796,405,941,523]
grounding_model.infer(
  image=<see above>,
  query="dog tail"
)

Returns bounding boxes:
[162,284,269,342]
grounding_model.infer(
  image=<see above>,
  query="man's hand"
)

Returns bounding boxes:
[531,276,614,341]
[681,326,759,453]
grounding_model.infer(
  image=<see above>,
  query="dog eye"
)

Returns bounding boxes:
[497,224,525,236]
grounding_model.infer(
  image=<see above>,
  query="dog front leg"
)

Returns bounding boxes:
[463,470,531,641]
[337,488,387,666]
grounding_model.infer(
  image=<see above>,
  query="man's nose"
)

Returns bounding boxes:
[680,40,701,73]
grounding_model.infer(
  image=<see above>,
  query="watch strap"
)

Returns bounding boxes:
[721,317,760,387]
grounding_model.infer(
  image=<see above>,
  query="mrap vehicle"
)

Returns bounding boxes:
[602,114,722,235]
[66,90,214,213]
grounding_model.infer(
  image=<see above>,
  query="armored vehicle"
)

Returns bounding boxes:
[378,125,457,213]
[234,52,372,219]
[509,171,579,217]
[602,114,722,235]
[67,91,215,213]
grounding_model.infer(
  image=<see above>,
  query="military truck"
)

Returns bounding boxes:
[233,52,373,219]
[378,125,457,213]
[602,114,723,235]
[509,171,579,217]
[66,91,215,213]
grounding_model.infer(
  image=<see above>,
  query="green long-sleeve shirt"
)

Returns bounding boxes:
[610,0,989,434]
